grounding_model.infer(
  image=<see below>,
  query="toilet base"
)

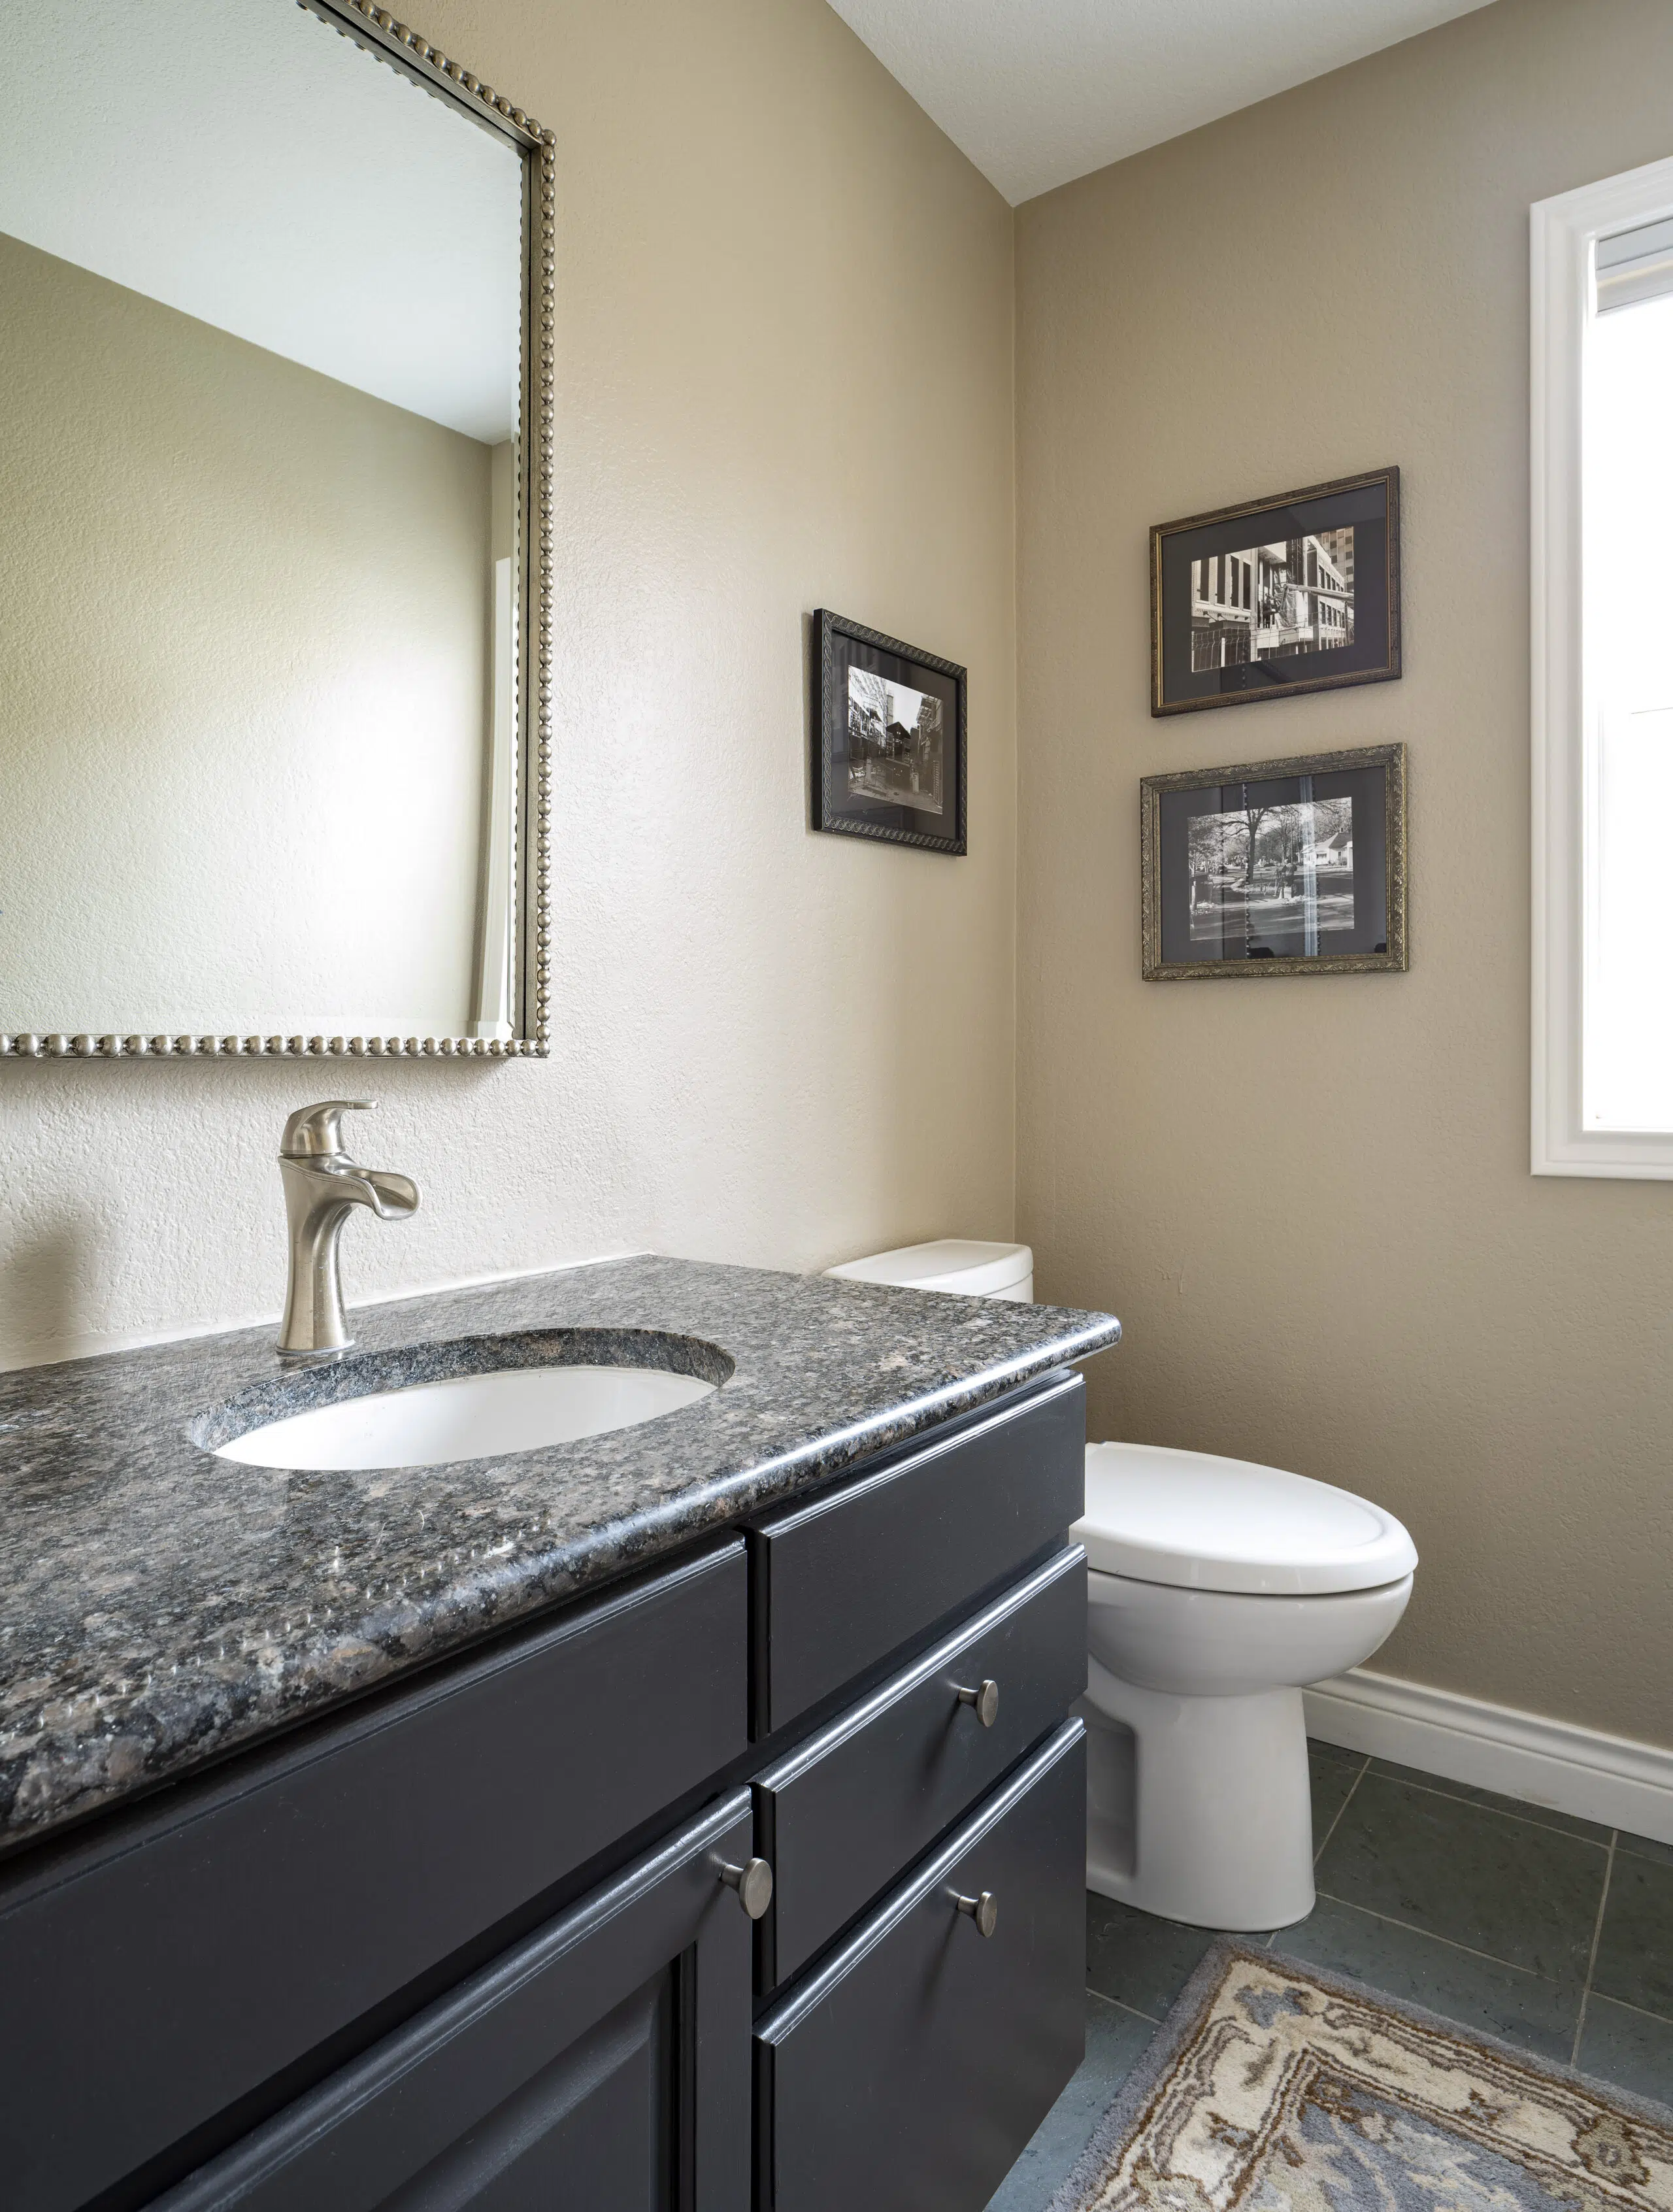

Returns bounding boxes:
[1081,1658,1316,1932]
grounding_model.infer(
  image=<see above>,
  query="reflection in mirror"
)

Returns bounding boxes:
[0,0,544,1053]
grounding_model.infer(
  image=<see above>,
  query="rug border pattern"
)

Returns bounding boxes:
[1048,1937,1673,2212]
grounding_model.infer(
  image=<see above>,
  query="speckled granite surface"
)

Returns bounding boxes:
[0,1255,1119,1855]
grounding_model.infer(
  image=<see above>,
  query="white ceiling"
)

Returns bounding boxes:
[0,0,522,443]
[825,0,1498,205]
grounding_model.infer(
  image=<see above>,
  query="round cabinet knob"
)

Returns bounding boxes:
[956,1678,1000,1728]
[953,1889,998,1939]
[718,1857,774,1920]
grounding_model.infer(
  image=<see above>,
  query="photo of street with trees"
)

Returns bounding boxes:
[1185,795,1355,952]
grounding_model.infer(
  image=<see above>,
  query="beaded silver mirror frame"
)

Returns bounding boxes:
[3,0,555,1065]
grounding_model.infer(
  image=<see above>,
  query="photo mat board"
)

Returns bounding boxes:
[813,610,967,855]
[1141,744,1408,980]
[1151,469,1400,716]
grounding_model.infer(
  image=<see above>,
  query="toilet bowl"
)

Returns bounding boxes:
[1077,1443,1416,1931]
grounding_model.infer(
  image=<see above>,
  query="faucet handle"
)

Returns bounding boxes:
[280,1100,374,1158]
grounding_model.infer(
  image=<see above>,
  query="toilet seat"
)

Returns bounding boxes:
[1077,1442,1417,1597]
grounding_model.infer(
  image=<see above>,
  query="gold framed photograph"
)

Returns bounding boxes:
[1150,467,1400,716]
[1141,744,1408,980]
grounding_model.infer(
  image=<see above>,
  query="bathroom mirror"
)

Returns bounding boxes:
[0,0,553,1060]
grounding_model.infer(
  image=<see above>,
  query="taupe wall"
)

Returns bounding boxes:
[0,0,1016,1366]
[1016,0,1673,1747]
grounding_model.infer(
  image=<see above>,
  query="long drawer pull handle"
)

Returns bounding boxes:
[717,1857,774,1920]
[955,1678,1000,1728]
[953,1889,998,1939]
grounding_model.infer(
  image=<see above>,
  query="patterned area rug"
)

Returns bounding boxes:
[1053,1945,1673,2212]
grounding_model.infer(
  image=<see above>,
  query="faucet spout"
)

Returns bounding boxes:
[348,1168,421,1220]
[276,1104,419,1362]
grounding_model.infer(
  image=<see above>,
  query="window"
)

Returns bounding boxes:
[1532,155,1673,1175]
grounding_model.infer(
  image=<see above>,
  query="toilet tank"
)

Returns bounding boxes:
[823,1239,1035,1303]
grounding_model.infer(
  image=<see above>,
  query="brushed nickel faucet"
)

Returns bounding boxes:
[277,1101,419,1362]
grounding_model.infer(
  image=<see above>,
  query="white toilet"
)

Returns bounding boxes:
[1077,1445,1415,1930]
[823,1242,1417,1934]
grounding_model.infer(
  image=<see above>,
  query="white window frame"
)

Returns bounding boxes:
[1532,153,1673,1177]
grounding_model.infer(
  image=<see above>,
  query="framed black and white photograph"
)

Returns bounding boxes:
[813,609,967,855]
[1141,744,1407,980]
[1150,467,1400,716]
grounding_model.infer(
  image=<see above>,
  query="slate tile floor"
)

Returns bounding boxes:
[986,1741,1673,2210]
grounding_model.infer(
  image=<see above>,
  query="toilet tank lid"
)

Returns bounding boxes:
[1076,1442,1417,1596]
[824,1239,1033,1297]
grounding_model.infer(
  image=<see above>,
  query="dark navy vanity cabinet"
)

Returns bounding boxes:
[0,1371,1089,2212]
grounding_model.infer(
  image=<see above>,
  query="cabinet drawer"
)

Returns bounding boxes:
[152,1793,756,2212]
[746,1372,1084,1735]
[755,1720,1086,2212]
[754,1545,1085,1989]
[0,1540,748,2212]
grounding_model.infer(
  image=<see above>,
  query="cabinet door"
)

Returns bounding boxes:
[756,1722,1085,2212]
[2,1538,747,2212]
[150,1794,756,2212]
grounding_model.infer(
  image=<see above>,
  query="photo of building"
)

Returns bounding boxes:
[846,667,946,814]
[1189,529,1355,671]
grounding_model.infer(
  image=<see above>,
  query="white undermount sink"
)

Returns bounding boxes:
[214,1362,720,1471]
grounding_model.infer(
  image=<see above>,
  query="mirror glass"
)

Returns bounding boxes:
[0,0,537,1050]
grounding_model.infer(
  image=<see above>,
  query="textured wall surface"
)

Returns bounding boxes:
[1016,0,1673,1747]
[0,233,491,1039]
[0,0,1017,1367]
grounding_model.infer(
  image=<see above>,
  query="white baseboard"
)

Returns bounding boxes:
[1302,1668,1673,1847]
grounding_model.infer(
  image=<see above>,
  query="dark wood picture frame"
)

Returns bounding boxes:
[1150,467,1401,716]
[813,610,967,856]
[1140,743,1408,980]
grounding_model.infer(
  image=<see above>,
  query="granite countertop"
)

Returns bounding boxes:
[0,1254,1120,1856]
